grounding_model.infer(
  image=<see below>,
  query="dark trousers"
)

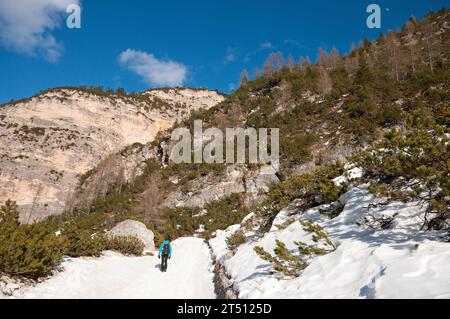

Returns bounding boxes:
[161,254,169,272]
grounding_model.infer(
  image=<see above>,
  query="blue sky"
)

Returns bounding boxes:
[0,0,448,104]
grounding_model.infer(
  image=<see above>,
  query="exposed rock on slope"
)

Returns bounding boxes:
[163,165,280,209]
[143,88,226,110]
[0,88,225,222]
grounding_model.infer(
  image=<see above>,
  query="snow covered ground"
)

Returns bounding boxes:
[6,237,215,299]
[210,185,450,299]
[2,185,449,299]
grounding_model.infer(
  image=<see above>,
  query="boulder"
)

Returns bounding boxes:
[107,220,155,252]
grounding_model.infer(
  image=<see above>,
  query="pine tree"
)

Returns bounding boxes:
[0,201,64,277]
[62,221,105,257]
[353,126,449,230]
[254,240,306,277]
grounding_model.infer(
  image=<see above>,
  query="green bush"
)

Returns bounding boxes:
[255,163,346,232]
[61,221,104,257]
[105,236,144,256]
[280,134,315,165]
[0,201,65,277]
[297,218,337,254]
[226,231,246,250]
[160,194,249,240]
[376,104,403,127]
[254,219,336,278]
[353,126,449,230]
[254,240,306,278]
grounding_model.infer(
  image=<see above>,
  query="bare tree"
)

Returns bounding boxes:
[386,30,400,81]
[271,52,284,72]
[27,184,42,223]
[263,58,273,76]
[318,66,333,95]
[299,56,311,69]
[350,42,359,56]
[253,67,262,79]
[240,69,249,86]
[422,16,438,73]
[404,17,418,74]
[331,47,340,69]
[287,54,295,71]
[263,52,284,76]
[317,47,331,68]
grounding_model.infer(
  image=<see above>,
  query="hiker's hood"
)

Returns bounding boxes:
[162,240,170,245]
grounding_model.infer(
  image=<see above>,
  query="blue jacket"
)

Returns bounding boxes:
[158,240,172,257]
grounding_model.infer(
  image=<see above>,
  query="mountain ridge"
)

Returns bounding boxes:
[0,87,225,221]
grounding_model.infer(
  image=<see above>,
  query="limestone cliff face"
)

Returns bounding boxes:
[0,88,225,222]
[163,165,281,209]
[143,88,225,110]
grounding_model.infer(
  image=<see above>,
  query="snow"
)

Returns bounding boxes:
[241,212,255,224]
[195,224,206,233]
[8,237,215,299]
[333,166,363,187]
[2,185,449,299]
[209,224,240,263]
[210,186,450,299]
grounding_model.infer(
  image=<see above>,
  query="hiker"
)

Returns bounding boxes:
[158,240,172,272]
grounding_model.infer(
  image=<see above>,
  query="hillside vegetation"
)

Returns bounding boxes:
[0,9,448,279]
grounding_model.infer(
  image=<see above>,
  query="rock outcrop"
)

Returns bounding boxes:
[106,219,155,252]
[163,165,280,209]
[0,88,225,222]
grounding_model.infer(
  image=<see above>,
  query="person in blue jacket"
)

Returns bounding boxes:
[158,240,172,272]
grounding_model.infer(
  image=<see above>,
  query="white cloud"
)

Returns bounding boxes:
[260,42,274,49]
[0,0,78,63]
[118,49,187,87]
[224,47,237,64]
[284,39,310,51]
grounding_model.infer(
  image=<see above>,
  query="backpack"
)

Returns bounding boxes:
[162,243,170,256]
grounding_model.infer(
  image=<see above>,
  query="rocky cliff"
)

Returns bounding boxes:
[0,88,225,221]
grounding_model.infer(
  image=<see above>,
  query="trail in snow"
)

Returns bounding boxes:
[18,237,216,299]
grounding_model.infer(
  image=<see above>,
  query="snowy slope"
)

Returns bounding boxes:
[3,187,449,299]
[210,185,450,299]
[11,237,215,299]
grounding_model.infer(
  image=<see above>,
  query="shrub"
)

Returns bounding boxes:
[296,218,337,254]
[376,104,403,127]
[254,219,336,278]
[256,163,346,231]
[254,240,307,278]
[105,236,144,256]
[161,194,249,240]
[226,231,246,250]
[353,126,449,230]
[319,201,345,219]
[200,194,249,239]
[280,134,315,165]
[344,101,372,118]
[0,201,65,277]
[61,221,104,257]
